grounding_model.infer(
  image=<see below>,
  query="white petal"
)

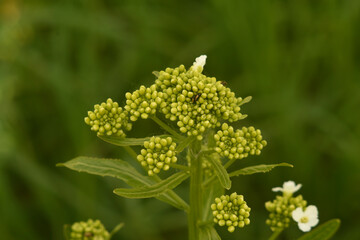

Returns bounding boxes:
[193,55,207,71]
[293,183,302,192]
[305,205,318,218]
[292,207,304,222]
[283,181,296,189]
[298,223,311,232]
[272,187,283,192]
[308,217,319,227]
[283,181,302,193]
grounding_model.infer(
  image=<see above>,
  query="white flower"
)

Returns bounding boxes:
[292,205,319,232]
[272,180,302,195]
[192,55,207,72]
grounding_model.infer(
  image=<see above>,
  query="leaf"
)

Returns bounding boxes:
[152,71,159,77]
[297,219,341,240]
[206,156,231,190]
[229,163,293,177]
[110,222,124,237]
[113,171,189,199]
[57,157,188,210]
[200,227,221,240]
[239,96,252,106]
[57,156,150,187]
[98,135,168,147]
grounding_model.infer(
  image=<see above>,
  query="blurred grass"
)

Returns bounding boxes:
[1,0,360,239]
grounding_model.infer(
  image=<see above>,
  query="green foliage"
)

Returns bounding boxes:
[298,219,340,240]
[229,163,293,177]
[113,171,189,199]
[98,135,170,147]
[206,155,231,190]
[57,157,152,187]
[57,157,188,210]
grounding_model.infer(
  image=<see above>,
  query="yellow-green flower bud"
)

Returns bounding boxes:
[211,193,251,232]
[214,124,267,160]
[137,136,177,176]
[68,219,110,240]
[84,98,132,137]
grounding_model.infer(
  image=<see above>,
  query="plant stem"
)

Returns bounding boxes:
[150,115,183,139]
[123,146,138,160]
[169,163,190,171]
[269,229,283,240]
[188,141,202,240]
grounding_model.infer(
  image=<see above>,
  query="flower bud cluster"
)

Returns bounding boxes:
[124,85,163,121]
[265,195,307,232]
[211,192,251,232]
[84,98,132,137]
[154,65,246,140]
[69,219,110,240]
[214,123,267,160]
[137,136,177,176]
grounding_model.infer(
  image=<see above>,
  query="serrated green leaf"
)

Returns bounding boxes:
[206,156,231,190]
[297,219,340,240]
[98,135,168,147]
[57,157,188,210]
[57,156,149,187]
[113,171,189,199]
[229,163,293,177]
[200,227,221,240]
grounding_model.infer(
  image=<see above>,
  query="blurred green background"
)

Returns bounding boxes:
[1,0,360,239]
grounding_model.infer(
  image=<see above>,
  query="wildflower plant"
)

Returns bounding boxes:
[59,56,340,239]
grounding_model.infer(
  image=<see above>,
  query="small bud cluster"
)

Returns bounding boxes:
[265,195,307,232]
[214,123,267,160]
[211,192,251,232]
[84,98,132,137]
[69,219,110,240]
[124,85,163,121]
[154,65,246,140]
[137,136,177,176]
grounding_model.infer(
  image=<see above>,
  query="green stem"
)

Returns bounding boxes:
[223,158,237,169]
[269,229,283,240]
[150,115,183,139]
[169,163,190,171]
[123,146,138,160]
[188,141,202,240]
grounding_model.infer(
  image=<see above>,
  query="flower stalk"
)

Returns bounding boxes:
[188,140,202,240]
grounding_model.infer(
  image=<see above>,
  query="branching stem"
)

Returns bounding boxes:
[150,115,183,139]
